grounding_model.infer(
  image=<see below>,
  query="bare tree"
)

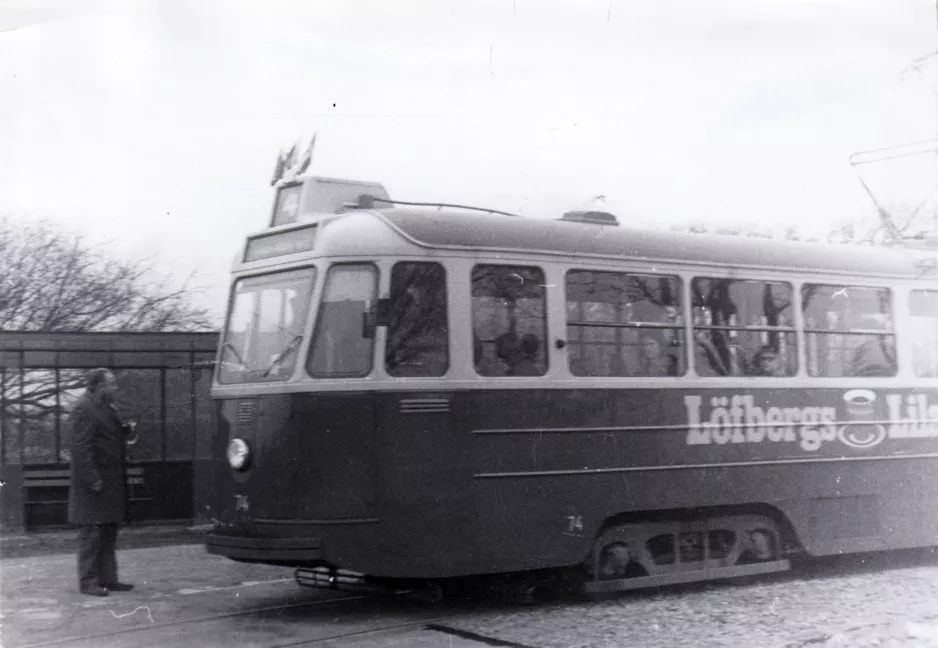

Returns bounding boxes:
[0,218,216,464]
[0,218,215,332]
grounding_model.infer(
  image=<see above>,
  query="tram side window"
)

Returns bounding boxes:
[219,268,317,384]
[566,270,684,377]
[308,264,378,378]
[385,263,449,377]
[910,290,938,377]
[472,265,547,377]
[692,278,796,377]
[802,284,896,377]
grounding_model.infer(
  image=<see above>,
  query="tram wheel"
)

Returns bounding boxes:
[597,542,633,579]
[737,526,780,564]
[588,525,648,582]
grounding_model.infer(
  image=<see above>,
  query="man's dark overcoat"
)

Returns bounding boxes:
[68,395,126,525]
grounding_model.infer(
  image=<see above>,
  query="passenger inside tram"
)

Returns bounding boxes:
[494,331,518,373]
[490,331,544,376]
[634,330,677,377]
[750,346,785,377]
[738,528,776,564]
[509,334,542,376]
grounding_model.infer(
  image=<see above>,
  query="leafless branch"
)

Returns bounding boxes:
[0,218,216,333]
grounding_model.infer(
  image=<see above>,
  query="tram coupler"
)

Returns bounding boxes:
[294,567,410,595]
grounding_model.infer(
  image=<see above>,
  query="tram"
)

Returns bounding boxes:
[205,174,938,594]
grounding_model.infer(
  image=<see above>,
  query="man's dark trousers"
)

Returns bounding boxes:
[78,524,119,590]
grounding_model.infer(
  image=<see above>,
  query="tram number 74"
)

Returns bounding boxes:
[565,514,584,536]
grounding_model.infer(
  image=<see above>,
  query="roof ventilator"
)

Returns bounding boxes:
[560,211,619,226]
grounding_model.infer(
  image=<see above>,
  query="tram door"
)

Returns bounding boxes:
[469,264,551,567]
[376,262,466,566]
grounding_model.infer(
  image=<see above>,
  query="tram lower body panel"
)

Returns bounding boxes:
[206,387,938,580]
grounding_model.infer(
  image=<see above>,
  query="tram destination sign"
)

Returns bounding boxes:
[244,226,318,262]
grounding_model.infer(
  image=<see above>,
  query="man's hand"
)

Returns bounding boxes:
[123,421,139,446]
[91,480,103,493]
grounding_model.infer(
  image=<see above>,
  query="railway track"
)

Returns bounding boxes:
[17,593,357,648]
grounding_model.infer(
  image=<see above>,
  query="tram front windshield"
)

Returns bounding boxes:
[219,268,316,384]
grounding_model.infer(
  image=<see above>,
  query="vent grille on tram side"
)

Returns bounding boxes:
[399,398,451,414]
[236,400,255,432]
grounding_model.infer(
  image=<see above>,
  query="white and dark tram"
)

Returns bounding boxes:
[206,175,938,594]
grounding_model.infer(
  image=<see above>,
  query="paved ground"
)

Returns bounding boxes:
[0,539,489,648]
[0,524,207,560]
[4,532,938,648]
[446,551,938,648]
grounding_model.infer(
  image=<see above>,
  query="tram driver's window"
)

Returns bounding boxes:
[308,264,378,378]
[802,284,896,377]
[472,265,547,377]
[219,267,317,384]
[910,290,938,377]
[692,278,796,377]
[566,271,684,377]
[385,262,449,377]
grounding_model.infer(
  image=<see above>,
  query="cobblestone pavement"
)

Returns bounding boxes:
[445,551,938,648]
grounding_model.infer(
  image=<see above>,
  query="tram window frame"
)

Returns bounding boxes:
[801,283,896,378]
[385,262,449,377]
[471,264,549,377]
[565,270,685,378]
[691,277,797,377]
[307,263,379,379]
[910,290,938,377]
[218,266,318,384]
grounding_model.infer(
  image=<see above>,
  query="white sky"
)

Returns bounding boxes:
[2,0,937,320]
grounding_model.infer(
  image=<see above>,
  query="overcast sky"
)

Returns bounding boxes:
[2,0,937,318]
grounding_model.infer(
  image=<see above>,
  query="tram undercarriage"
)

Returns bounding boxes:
[583,513,790,594]
[292,513,792,598]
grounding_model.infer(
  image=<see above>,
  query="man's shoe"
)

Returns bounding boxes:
[103,582,134,592]
[80,585,109,597]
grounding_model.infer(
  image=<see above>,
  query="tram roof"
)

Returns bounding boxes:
[374,208,938,279]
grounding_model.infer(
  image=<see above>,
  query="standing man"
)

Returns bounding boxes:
[68,368,135,597]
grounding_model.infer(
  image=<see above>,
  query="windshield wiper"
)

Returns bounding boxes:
[222,342,246,367]
[263,335,303,377]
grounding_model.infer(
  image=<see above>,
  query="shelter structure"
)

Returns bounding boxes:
[0,331,218,533]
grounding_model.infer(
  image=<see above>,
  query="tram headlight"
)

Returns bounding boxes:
[226,438,251,471]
